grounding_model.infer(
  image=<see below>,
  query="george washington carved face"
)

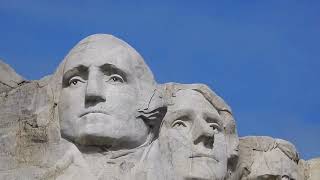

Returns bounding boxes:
[58,34,156,150]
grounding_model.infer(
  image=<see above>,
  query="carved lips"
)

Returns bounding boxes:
[189,153,219,163]
[79,110,110,117]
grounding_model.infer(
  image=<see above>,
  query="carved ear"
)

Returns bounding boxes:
[138,106,167,129]
[137,84,167,127]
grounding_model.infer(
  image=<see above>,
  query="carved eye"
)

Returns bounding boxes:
[257,175,281,180]
[108,74,124,83]
[209,123,221,133]
[172,120,187,128]
[281,175,292,180]
[69,77,84,86]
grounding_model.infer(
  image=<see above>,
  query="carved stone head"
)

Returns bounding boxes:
[159,83,239,180]
[55,34,157,150]
[239,136,302,180]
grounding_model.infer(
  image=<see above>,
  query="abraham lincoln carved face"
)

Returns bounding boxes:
[58,34,156,150]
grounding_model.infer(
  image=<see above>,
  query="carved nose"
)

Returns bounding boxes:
[85,72,106,107]
[193,117,215,149]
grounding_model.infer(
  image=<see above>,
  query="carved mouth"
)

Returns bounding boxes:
[79,110,110,117]
[189,153,219,162]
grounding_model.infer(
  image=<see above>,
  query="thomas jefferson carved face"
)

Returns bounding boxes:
[58,35,153,150]
[159,89,228,180]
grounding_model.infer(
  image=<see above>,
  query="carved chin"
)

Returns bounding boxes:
[74,133,149,150]
[178,159,225,180]
[76,133,117,146]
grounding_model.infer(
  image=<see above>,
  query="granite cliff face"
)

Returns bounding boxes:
[0,34,318,180]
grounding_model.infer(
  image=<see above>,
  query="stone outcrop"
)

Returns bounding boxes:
[0,60,25,93]
[0,34,318,180]
[307,158,320,180]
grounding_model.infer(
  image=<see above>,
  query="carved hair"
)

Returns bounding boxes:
[137,85,167,142]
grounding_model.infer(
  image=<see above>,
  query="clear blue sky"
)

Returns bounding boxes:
[0,1,319,159]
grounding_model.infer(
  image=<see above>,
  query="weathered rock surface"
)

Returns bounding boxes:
[307,158,320,180]
[0,75,58,179]
[0,34,318,180]
[0,60,25,93]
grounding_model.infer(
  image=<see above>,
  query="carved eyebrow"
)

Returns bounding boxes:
[62,65,88,87]
[203,111,222,125]
[99,63,128,82]
[168,109,193,122]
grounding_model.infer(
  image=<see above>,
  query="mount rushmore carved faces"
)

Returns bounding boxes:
[58,34,157,150]
[159,84,238,180]
[1,34,315,180]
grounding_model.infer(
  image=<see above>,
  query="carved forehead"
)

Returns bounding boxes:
[64,45,133,73]
[164,83,232,113]
[63,34,155,83]
[239,136,299,163]
[250,149,299,178]
[64,35,132,73]
[170,89,219,114]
